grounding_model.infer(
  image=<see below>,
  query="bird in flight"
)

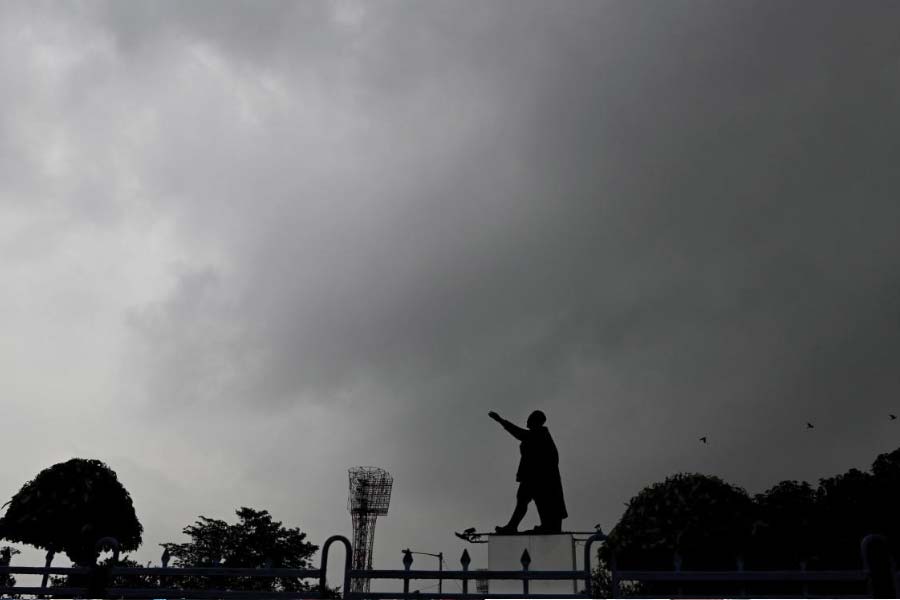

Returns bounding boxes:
[699,436,708,444]
[806,422,815,429]
[891,414,897,421]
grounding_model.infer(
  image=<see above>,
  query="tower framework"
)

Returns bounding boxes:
[348,466,393,594]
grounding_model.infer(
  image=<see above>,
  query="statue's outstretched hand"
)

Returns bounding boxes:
[488,411,501,422]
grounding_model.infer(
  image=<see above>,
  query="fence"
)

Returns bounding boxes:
[0,536,350,600]
[1,532,897,599]
[607,535,898,598]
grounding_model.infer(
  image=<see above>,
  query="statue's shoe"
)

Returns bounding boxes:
[494,525,518,534]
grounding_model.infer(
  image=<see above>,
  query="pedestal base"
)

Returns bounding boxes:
[487,533,578,595]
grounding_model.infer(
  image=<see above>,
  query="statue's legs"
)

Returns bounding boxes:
[534,490,563,533]
[497,482,533,533]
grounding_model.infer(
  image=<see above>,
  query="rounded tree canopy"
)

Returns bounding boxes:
[602,472,753,569]
[0,458,142,565]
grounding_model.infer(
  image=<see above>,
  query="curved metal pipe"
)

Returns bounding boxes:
[321,535,353,597]
[582,531,607,597]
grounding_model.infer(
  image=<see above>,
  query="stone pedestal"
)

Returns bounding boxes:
[487,533,577,595]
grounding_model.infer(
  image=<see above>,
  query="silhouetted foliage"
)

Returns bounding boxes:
[50,555,160,591]
[602,473,753,569]
[594,446,900,596]
[870,447,900,557]
[598,473,753,596]
[814,467,879,568]
[747,479,818,568]
[589,554,643,598]
[160,507,338,596]
[0,458,142,566]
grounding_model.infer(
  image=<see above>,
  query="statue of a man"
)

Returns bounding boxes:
[489,410,567,534]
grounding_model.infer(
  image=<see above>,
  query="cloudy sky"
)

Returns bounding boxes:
[2,0,900,588]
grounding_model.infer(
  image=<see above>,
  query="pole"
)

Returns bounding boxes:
[404,550,445,596]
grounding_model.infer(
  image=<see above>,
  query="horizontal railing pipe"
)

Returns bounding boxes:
[0,565,91,575]
[614,569,868,582]
[350,568,583,579]
[110,566,322,577]
[346,594,587,600]
[0,586,88,597]
[107,588,329,599]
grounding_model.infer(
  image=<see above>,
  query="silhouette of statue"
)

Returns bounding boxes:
[489,410,567,534]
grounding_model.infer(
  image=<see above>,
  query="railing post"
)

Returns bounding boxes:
[862,534,897,598]
[460,549,471,596]
[673,552,682,599]
[521,548,531,596]
[403,549,413,597]
[800,559,808,598]
[736,554,746,598]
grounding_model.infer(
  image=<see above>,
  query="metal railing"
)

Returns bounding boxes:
[0,535,351,600]
[606,534,896,598]
[1,532,897,599]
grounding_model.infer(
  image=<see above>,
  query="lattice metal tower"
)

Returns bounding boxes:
[348,466,393,594]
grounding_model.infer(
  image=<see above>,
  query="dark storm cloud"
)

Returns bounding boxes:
[4,0,900,574]
[121,0,900,547]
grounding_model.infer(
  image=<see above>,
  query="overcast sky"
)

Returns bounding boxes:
[2,0,900,588]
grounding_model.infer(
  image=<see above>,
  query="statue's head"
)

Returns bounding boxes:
[526,410,547,429]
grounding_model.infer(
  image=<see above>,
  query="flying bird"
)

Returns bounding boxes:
[699,436,707,444]
[806,422,815,429]
[890,414,897,421]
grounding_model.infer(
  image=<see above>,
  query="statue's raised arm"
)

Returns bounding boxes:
[488,411,528,441]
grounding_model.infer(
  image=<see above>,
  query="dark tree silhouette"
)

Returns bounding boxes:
[593,447,900,597]
[0,458,142,567]
[160,507,337,596]
[871,447,900,558]
[602,473,754,569]
[747,480,818,568]
[815,468,879,569]
[739,480,821,596]
[598,473,754,597]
